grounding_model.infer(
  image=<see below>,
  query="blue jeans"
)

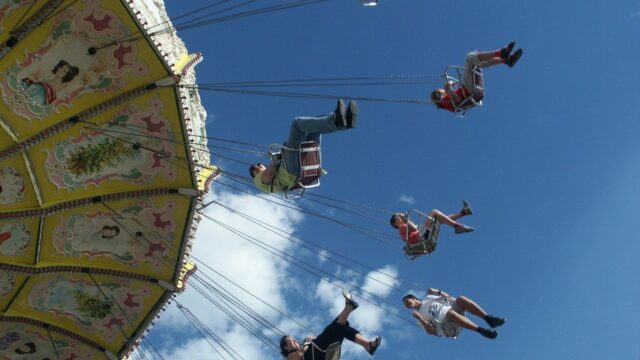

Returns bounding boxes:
[283,113,341,175]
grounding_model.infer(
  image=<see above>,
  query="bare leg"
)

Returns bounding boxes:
[428,209,462,228]
[448,212,463,221]
[336,304,355,325]
[455,296,488,318]
[354,334,370,350]
[445,309,479,331]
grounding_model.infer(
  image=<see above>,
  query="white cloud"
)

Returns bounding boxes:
[317,249,329,264]
[397,194,415,205]
[361,265,400,298]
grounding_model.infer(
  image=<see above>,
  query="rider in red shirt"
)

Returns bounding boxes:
[390,201,475,246]
[431,42,523,112]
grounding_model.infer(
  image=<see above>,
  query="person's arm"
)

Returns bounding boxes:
[449,90,463,105]
[443,81,464,105]
[407,220,418,232]
[303,336,316,344]
[413,311,437,336]
[260,164,277,184]
[444,80,453,92]
[427,288,451,298]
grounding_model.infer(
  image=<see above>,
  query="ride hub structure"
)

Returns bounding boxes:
[0,1,212,359]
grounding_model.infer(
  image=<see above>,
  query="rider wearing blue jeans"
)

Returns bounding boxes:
[250,100,357,193]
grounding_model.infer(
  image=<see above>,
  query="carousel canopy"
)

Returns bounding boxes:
[0,0,211,358]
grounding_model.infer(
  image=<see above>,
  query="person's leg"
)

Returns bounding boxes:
[445,309,479,331]
[314,299,356,350]
[429,209,462,227]
[445,309,497,339]
[335,303,355,326]
[282,107,344,174]
[475,51,504,66]
[353,333,369,348]
[313,317,365,351]
[285,114,337,149]
[460,51,492,97]
[448,211,464,221]
[475,41,516,67]
[312,319,343,350]
[456,296,506,328]
[429,209,474,234]
[455,296,487,318]
[344,323,381,355]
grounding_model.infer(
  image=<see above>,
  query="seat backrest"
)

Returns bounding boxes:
[324,342,342,360]
[268,142,321,198]
[298,141,321,187]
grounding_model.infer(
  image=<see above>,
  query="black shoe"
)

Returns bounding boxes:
[461,200,473,216]
[334,99,347,128]
[485,315,506,328]
[368,336,382,355]
[342,289,359,310]
[477,327,498,339]
[346,100,358,129]
[500,41,516,59]
[505,49,523,68]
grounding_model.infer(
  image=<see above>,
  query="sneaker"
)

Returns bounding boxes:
[505,48,523,68]
[346,100,358,129]
[368,336,382,355]
[335,99,347,128]
[342,289,359,310]
[477,327,498,339]
[461,200,473,216]
[500,41,516,59]
[485,315,506,328]
[454,224,475,234]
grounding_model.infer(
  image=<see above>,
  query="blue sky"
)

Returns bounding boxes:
[145,1,640,359]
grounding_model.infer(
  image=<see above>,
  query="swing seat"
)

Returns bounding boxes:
[269,141,322,198]
[323,342,342,360]
[402,211,441,260]
[361,0,378,6]
[308,341,341,360]
[442,65,484,117]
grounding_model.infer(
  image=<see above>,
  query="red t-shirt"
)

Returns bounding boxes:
[437,88,468,113]
[398,223,421,245]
